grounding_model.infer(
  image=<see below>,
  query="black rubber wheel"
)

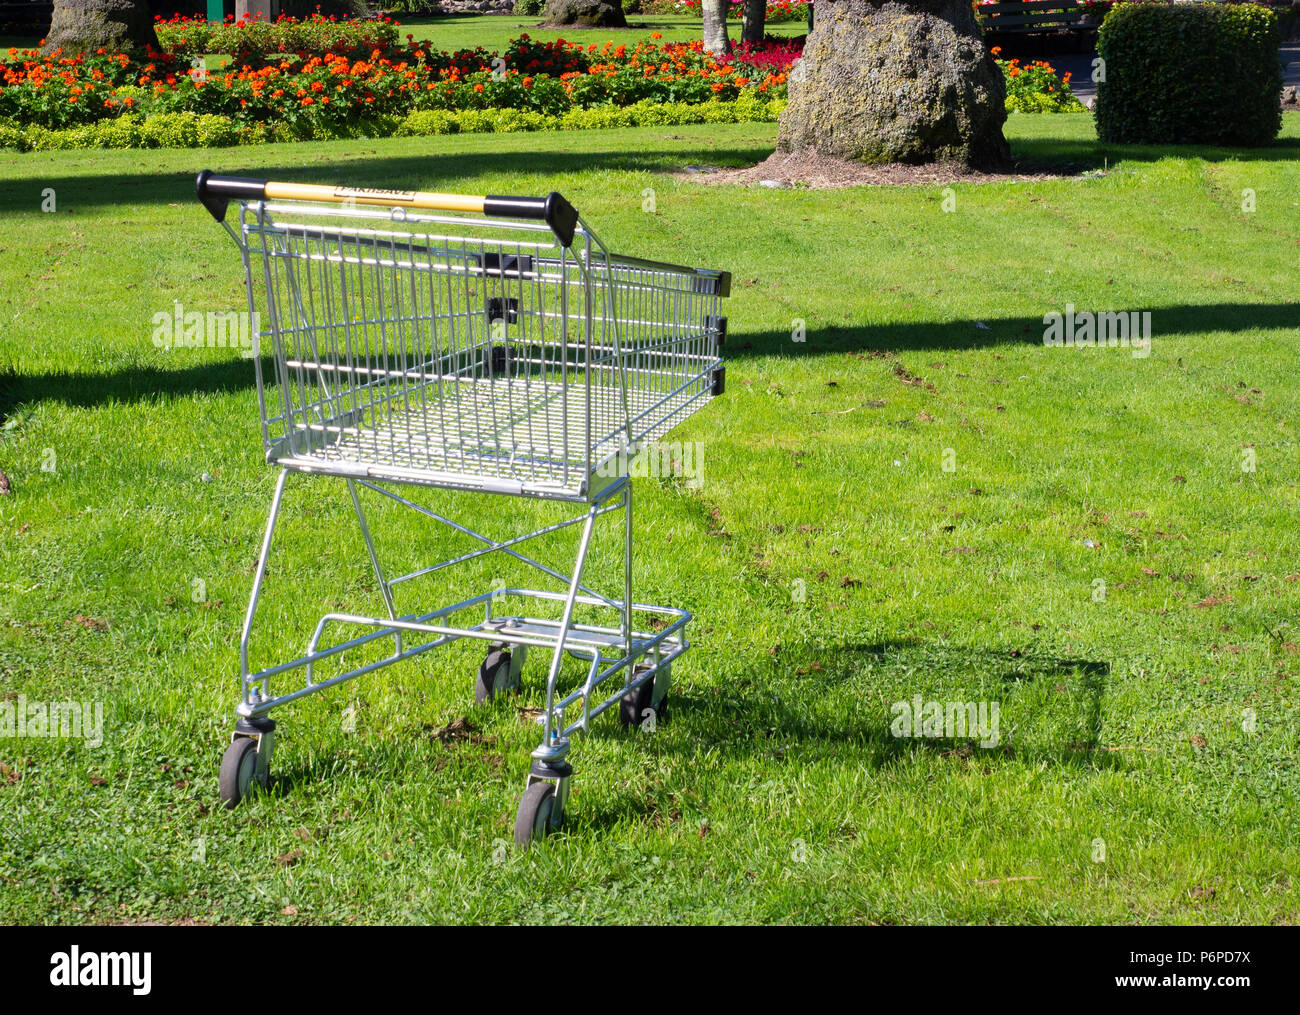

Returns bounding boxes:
[475,648,514,703]
[513,780,558,846]
[219,737,258,809]
[619,668,658,730]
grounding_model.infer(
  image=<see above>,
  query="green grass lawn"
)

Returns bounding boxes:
[376,13,804,50]
[0,13,804,54]
[1,113,1298,924]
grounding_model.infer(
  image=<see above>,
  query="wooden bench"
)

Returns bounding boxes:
[979,0,1086,34]
[0,2,54,38]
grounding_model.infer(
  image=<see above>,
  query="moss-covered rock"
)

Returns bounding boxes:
[44,0,160,55]
[777,0,1009,168]
[543,0,628,27]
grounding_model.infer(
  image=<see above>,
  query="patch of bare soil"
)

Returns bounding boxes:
[677,149,1089,189]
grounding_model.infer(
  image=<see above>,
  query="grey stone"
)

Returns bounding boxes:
[758,179,791,188]
[777,0,1009,168]
[543,0,628,27]
[44,0,159,55]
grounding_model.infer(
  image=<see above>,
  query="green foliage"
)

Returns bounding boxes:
[1097,2,1282,145]
[395,108,461,136]
[513,0,546,13]
[0,98,787,150]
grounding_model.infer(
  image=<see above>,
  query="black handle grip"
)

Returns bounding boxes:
[196,170,268,222]
[485,193,578,247]
[197,170,580,246]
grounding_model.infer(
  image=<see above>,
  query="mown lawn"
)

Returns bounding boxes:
[398,12,807,50]
[1,114,1298,924]
[0,13,805,54]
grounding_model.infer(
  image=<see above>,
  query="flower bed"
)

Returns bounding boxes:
[994,49,1084,113]
[0,30,793,135]
[0,19,1083,152]
[154,12,403,64]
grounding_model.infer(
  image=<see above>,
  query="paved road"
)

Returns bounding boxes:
[1050,42,1300,103]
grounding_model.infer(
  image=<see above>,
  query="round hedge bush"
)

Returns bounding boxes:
[1096,2,1282,147]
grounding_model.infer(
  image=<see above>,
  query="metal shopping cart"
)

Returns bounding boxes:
[196,171,728,843]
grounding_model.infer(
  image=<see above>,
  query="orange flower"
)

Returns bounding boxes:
[473,82,483,92]
[522,76,533,88]
[651,31,662,39]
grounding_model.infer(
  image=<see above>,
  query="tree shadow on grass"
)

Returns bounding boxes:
[0,146,771,215]
[4,122,1298,217]
[576,638,1119,835]
[4,296,1295,423]
[0,358,265,424]
[728,301,1299,359]
[1012,132,1300,170]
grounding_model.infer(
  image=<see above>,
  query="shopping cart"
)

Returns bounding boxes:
[196,171,728,843]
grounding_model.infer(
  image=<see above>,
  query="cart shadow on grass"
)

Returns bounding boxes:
[220,634,1116,827]
[572,638,1120,835]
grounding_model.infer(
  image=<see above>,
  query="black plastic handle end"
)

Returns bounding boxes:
[196,170,268,223]
[484,191,578,247]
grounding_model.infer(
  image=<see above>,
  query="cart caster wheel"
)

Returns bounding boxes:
[514,780,562,846]
[475,647,519,703]
[619,667,663,730]
[219,737,259,809]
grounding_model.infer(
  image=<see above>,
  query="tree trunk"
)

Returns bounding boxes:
[44,0,159,55]
[702,0,731,57]
[777,0,1010,168]
[236,1,281,23]
[544,0,628,27]
[741,0,767,45]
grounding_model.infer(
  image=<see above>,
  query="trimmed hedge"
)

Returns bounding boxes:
[1096,2,1282,146]
[0,97,787,151]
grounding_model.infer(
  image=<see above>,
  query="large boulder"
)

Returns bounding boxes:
[544,0,628,28]
[44,0,160,55]
[777,0,1010,168]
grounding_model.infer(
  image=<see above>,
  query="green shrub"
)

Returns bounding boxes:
[95,115,145,148]
[140,112,201,149]
[0,99,784,152]
[1096,2,1282,146]
[397,110,461,136]
[195,114,241,148]
[513,0,545,13]
[0,120,26,151]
